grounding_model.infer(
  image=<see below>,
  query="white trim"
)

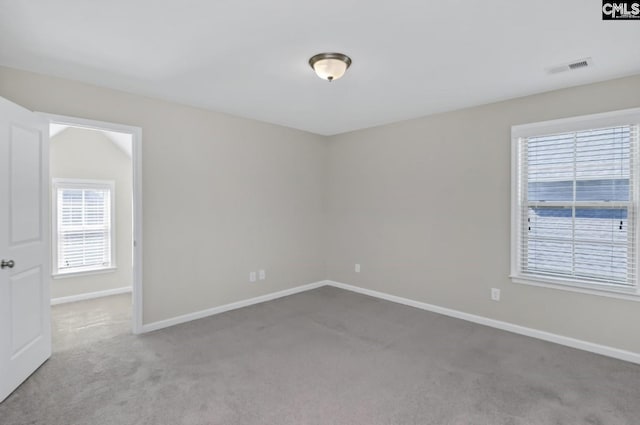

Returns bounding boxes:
[37,113,144,334]
[510,125,520,285]
[511,107,640,139]
[140,281,327,333]
[511,275,640,301]
[53,266,117,279]
[50,286,132,305]
[138,278,640,364]
[132,124,143,335]
[325,281,640,365]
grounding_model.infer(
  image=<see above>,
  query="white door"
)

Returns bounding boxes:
[0,97,51,403]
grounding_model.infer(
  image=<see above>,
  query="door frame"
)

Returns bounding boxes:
[38,113,144,334]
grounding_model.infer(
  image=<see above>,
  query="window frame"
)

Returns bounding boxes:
[51,178,116,277]
[510,108,640,300]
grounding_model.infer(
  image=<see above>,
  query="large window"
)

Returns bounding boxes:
[511,109,640,297]
[52,179,115,276]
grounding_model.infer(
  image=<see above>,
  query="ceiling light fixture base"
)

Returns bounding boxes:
[309,52,352,82]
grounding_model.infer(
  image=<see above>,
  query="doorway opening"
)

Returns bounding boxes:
[42,114,142,348]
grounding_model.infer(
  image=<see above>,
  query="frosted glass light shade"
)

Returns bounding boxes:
[312,58,348,81]
[309,53,352,82]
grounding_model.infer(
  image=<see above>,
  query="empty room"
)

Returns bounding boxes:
[1,1,639,424]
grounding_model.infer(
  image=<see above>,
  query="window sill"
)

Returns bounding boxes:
[53,267,117,280]
[510,275,640,302]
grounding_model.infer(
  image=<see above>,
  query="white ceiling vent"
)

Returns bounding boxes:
[547,57,593,74]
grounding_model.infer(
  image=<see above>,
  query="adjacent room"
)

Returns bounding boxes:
[49,124,134,350]
[0,1,639,424]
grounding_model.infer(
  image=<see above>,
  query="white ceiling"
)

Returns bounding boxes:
[50,124,132,157]
[2,1,640,135]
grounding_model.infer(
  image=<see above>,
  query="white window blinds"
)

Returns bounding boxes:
[54,180,114,274]
[515,124,639,289]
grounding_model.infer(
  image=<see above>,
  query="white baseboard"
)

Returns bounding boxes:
[140,280,327,333]
[136,278,640,364]
[326,280,640,365]
[51,286,132,305]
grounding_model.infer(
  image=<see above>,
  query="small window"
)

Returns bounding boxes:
[511,109,640,297]
[52,179,115,276]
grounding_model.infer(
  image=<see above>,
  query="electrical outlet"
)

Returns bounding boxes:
[259,269,266,280]
[355,263,361,273]
[491,288,501,301]
[249,272,257,283]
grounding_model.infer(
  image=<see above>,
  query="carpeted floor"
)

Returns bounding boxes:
[51,291,133,353]
[1,286,639,425]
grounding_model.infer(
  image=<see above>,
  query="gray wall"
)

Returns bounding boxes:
[326,74,640,354]
[2,65,640,355]
[0,66,327,324]
[50,127,133,299]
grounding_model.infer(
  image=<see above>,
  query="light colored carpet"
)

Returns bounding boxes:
[1,286,639,424]
[51,292,132,352]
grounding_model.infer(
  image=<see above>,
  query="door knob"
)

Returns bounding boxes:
[1,259,15,269]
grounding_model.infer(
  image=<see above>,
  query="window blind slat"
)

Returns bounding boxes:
[518,124,638,288]
[56,183,112,272]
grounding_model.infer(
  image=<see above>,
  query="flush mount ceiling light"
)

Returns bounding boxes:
[309,53,352,82]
